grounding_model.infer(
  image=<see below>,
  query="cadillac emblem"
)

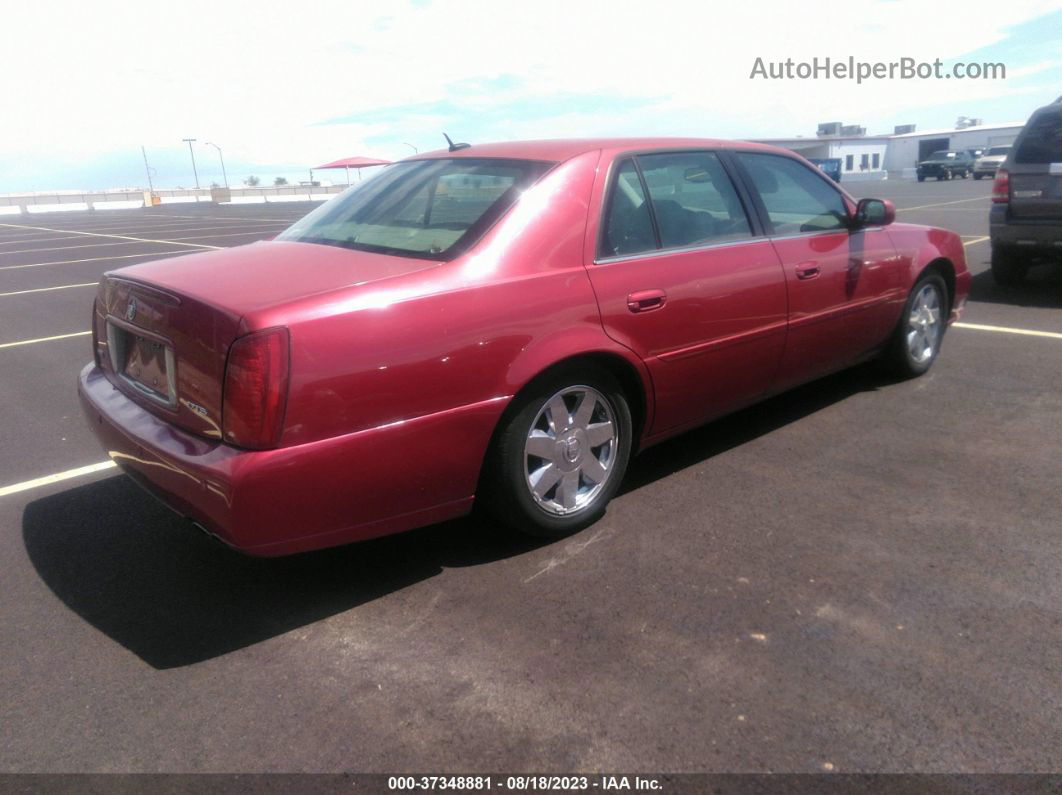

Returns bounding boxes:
[126,298,137,322]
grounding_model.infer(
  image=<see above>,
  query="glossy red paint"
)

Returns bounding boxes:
[79,138,970,555]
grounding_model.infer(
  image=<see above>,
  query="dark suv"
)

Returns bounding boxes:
[917,150,974,181]
[990,98,1062,285]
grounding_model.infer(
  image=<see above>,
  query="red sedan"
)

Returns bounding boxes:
[79,138,971,555]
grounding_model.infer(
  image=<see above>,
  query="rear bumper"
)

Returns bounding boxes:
[78,364,497,556]
[990,206,1062,252]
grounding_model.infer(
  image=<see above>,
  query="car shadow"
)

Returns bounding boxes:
[24,362,889,670]
[966,261,1062,309]
[22,479,544,669]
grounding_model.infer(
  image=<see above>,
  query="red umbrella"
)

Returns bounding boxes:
[314,156,392,184]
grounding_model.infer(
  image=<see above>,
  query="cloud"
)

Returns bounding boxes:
[3,0,1061,190]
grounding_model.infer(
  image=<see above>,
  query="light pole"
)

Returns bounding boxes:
[204,141,228,187]
[403,142,418,154]
[181,137,200,189]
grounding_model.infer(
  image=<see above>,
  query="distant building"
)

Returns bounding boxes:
[750,134,891,178]
[750,120,1025,180]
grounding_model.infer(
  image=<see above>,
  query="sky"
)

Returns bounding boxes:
[3,0,1062,192]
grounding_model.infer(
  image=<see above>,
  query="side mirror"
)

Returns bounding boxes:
[854,198,895,227]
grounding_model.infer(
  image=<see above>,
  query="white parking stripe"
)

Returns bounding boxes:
[896,196,991,211]
[0,330,91,349]
[0,461,116,498]
[0,221,222,250]
[954,322,1062,340]
[0,228,281,255]
[0,251,181,271]
[962,236,990,247]
[0,283,96,297]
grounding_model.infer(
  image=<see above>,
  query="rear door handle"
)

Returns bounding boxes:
[627,289,666,313]
[795,262,821,280]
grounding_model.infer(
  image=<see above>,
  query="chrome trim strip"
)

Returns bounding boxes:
[594,235,764,265]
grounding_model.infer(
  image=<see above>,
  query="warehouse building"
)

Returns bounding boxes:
[752,120,1025,180]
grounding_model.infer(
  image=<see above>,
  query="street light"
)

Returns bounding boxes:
[404,142,418,154]
[181,138,200,189]
[204,141,228,188]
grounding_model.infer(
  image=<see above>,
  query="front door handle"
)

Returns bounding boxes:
[795,262,821,280]
[627,289,666,313]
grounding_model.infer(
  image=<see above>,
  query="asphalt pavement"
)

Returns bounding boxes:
[0,182,1059,774]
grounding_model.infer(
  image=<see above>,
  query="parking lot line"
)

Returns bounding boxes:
[0,283,96,297]
[0,221,222,250]
[954,322,1062,340]
[897,196,991,212]
[0,228,282,256]
[962,236,990,247]
[0,330,90,349]
[0,251,180,271]
[0,460,116,499]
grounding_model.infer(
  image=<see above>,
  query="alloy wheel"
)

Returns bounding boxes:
[523,385,618,515]
[906,284,943,364]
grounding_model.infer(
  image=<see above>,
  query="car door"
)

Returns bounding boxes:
[731,151,901,392]
[585,151,788,436]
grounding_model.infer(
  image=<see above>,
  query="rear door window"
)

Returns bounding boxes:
[600,151,752,258]
[1014,108,1062,164]
[601,159,656,257]
[736,152,849,234]
[637,152,752,249]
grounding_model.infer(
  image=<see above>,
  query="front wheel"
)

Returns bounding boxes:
[883,273,948,378]
[481,366,633,538]
[974,173,984,180]
[917,175,926,182]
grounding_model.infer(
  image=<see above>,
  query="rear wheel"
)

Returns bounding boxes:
[481,366,633,538]
[991,245,1027,286]
[883,273,948,378]
[974,173,983,180]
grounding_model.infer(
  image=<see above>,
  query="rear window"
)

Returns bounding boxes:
[279,158,552,260]
[1014,108,1062,164]
[986,146,1011,156]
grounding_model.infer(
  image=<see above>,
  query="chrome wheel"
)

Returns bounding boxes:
[906,284,943,364]
[523,385,618,516]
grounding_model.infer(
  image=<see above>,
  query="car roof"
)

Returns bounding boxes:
[405,137,795,163]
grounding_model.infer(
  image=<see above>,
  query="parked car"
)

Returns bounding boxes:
[807,157,842,182]
[79,139,971,556]
[917,150,974,181]
[973,145,1012,179]
[990,99,1062,284]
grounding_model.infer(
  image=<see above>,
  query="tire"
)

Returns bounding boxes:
[961,169,969,179]
[991,246,1027,286]
[883,273,949,378]
[917,175,925,182]
[974,173,983,180]
[481,364,633,538]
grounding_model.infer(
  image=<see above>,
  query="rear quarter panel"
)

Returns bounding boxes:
[239,150,649,513]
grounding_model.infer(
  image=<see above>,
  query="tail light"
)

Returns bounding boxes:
[222,328,290,449]
[992,168,1010,203]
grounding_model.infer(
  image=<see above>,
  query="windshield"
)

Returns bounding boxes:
[279,158,552,260]
[926,152,957,161]
[986,146,1011,156]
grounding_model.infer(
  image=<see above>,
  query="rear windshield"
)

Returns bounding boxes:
[279,158,552,260]
[1014,108,1062,164]
[926,151,957,161]
[986,146,1011,156]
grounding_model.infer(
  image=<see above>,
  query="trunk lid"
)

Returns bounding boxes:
[98,241,440,439]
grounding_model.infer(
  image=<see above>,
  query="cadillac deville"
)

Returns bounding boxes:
[79,138,971,555]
